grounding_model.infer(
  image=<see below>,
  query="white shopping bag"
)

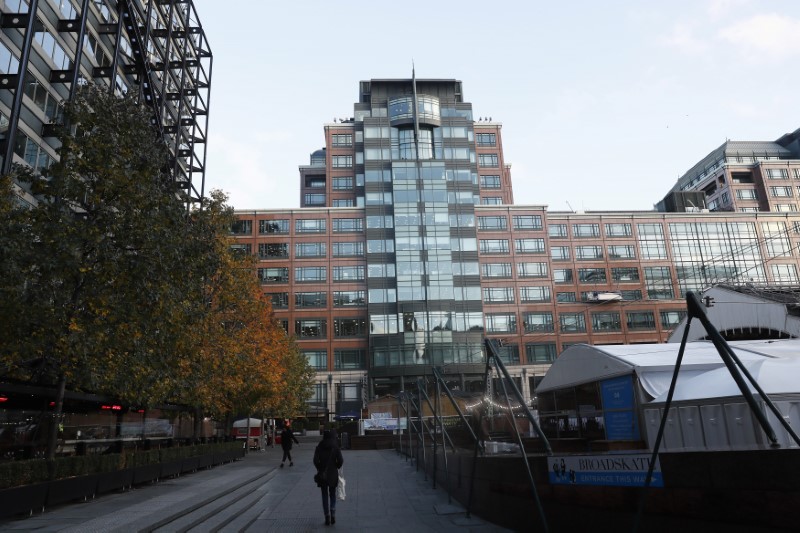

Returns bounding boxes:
[336,468,346,501]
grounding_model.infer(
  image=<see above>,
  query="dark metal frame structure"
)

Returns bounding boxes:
[0,0,212,205]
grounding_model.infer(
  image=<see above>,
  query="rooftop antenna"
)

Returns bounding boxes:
[566,201,575,213]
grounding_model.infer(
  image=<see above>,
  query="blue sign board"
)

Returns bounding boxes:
[601,375,640,440]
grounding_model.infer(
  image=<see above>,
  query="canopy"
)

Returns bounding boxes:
[232,418,263,428]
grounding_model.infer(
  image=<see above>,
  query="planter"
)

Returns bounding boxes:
[197,454,214,469]
[95,468,134,494]
[160,459,182,479]
[0,482,48,518]
[46,475,97,506]
[132,463,160,485]
[181,456,199,474]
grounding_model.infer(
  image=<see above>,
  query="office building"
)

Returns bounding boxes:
[0,0,211,205]
[233,77,800,418]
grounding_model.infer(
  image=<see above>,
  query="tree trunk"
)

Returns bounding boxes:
[46,375,67,463]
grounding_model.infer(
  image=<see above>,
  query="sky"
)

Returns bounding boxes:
[192,0,800,213]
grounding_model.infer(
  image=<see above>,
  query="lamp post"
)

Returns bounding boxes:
[327,374,333,423]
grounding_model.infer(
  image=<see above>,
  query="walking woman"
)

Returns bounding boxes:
[313,429,344,525]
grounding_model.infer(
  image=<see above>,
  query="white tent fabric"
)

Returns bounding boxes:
[232,418,263,428]
[536,339,798,401]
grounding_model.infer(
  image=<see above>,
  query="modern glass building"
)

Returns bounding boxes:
[0,0,212,206]
[233,77,800,419]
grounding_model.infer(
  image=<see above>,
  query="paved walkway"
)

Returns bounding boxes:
[0,437,510,532]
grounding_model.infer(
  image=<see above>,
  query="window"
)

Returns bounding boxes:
[258,267,288,283]
[295,319,326,338]
[333,218,363,233]
[575,246,603,260]
[367,239,395,253]
[295,292,327,308]
[660,310,686,329]
[368,263,396,278]
[333,242,364,257]
[483,287,515,303]
[486,313,517,333]
[259,219,289,234]
[557,292,576,303]
[526,343,556,363]
[332,176,354,190]
[523,312,554,332]
[478,216,508,230]
[368,288,397,303]
[559,313,586,333]
[334,349,366,370]
[605,223,632,237]
[295,242,326,258]
[551,246,570,260]
[517,262,548,278]
[333,265,365,281]
[482,263,513,278]
[333,290,365,306]
[332,134,352,147]
[332,199,354,207]
[306,178,325,188]
[548,224,568,238]
[767,168,789,180]
[480,239,510,254]
[480,175,501,189]
[608,245,636,259]
[334,318,368,337]
[259,243,288,259]
[612,267,640,282]
[626,311,656,330]
[736,189,758,200]
[520,286,551,302]
[332,155,352,168]
[267,292,289,309]
[620,290,642,300]
[515,238,546,254]
[638,223,667,259]
[295,266,327,282]
[770,186,793,197]
[303,350,327,370]
[771,264,799,283]
[578,268,606,283]
[229,243,251,256]
[775,204,798,212]
[573,224,600,238]
[591,312,621,332]
[481,197,502,205]
[553,269,573,283]
[304,194,325,206]
[644,266,674,299]
[479,154,499,167]
[513,215,543,230]
[231,220,252,235]
[295,219,327,233]
[476,132,496,146]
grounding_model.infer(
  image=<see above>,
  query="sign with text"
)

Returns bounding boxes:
[601,375,640,440]
[548,453,663,487]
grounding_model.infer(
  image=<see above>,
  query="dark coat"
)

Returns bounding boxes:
[313,432,344,488]
[281,428,299,450]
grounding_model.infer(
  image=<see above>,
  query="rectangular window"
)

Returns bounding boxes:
[526,343,556,363]
[517,262,548,278]
[483,286,515,303]
[513,214,543,230]
[295,266,327,282]
[559,313,586,333]
[578,268,607,283]
[520,286,551,302]
[482,263,513,278]
[295,219,327,233]
[478,216,508,230]
[608,245,636,259]
[333,290,365,306]
[267,292,289,309]
[736,189,758,200]
[620,289,642,300]
[334,349,366,370]
[557,292,576,303]
[523,312,554,333]
[332,176,354,190]
[775,204,798,212]
[302,350,327,370]
[480,175,501,189]
[229,243,251,256]
[476,132,496,146]
[332,199,354,207]
[334,318,368,337]
[767,168,789,180]
[333,218,363,232]
[551,246,570,260]
[331,134,352,147]
[231,219,252,235]
[295,319,327,338]
[333,265,365,281]
[644,266,674,299]
[553,268,573,283]
[592,312,621,332]
[368,288,397,303]
[295,292,327,308]
[295,242,326,258]
[515,238,546,254]
[304,193,326,206]
[259,219,289,234]
[367,239,395,253]
[479,153,499,167]
[771,263,799,283]
[548,224,568,238]
[612,267,640,282]
[258,267,288,283]
[481,197,502,205]
[332,155,352,168]
[259,243,288,259]
[479,239,510,254]
[573,223,600,238]
[576,245,603,260]
[626,311,656,330]
[333,242,364,257]
[486,313,517,333]
[605,223,632,237]
[660,310,686,329]
[368,263,396,278]
[770,186,793,197]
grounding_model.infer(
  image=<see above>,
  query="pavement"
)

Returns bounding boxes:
[0,436,511,532]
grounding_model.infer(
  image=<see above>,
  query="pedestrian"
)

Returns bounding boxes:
[313,429,344,526]
[279,424,300,467]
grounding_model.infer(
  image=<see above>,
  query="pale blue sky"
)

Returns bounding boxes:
[193,0,800,212]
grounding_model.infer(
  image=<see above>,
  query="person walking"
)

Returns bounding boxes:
[279,424,299,467]
[313,429,344,526]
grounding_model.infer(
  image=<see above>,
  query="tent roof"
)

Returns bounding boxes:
[535,340,798,400]
[232,418,263,427]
